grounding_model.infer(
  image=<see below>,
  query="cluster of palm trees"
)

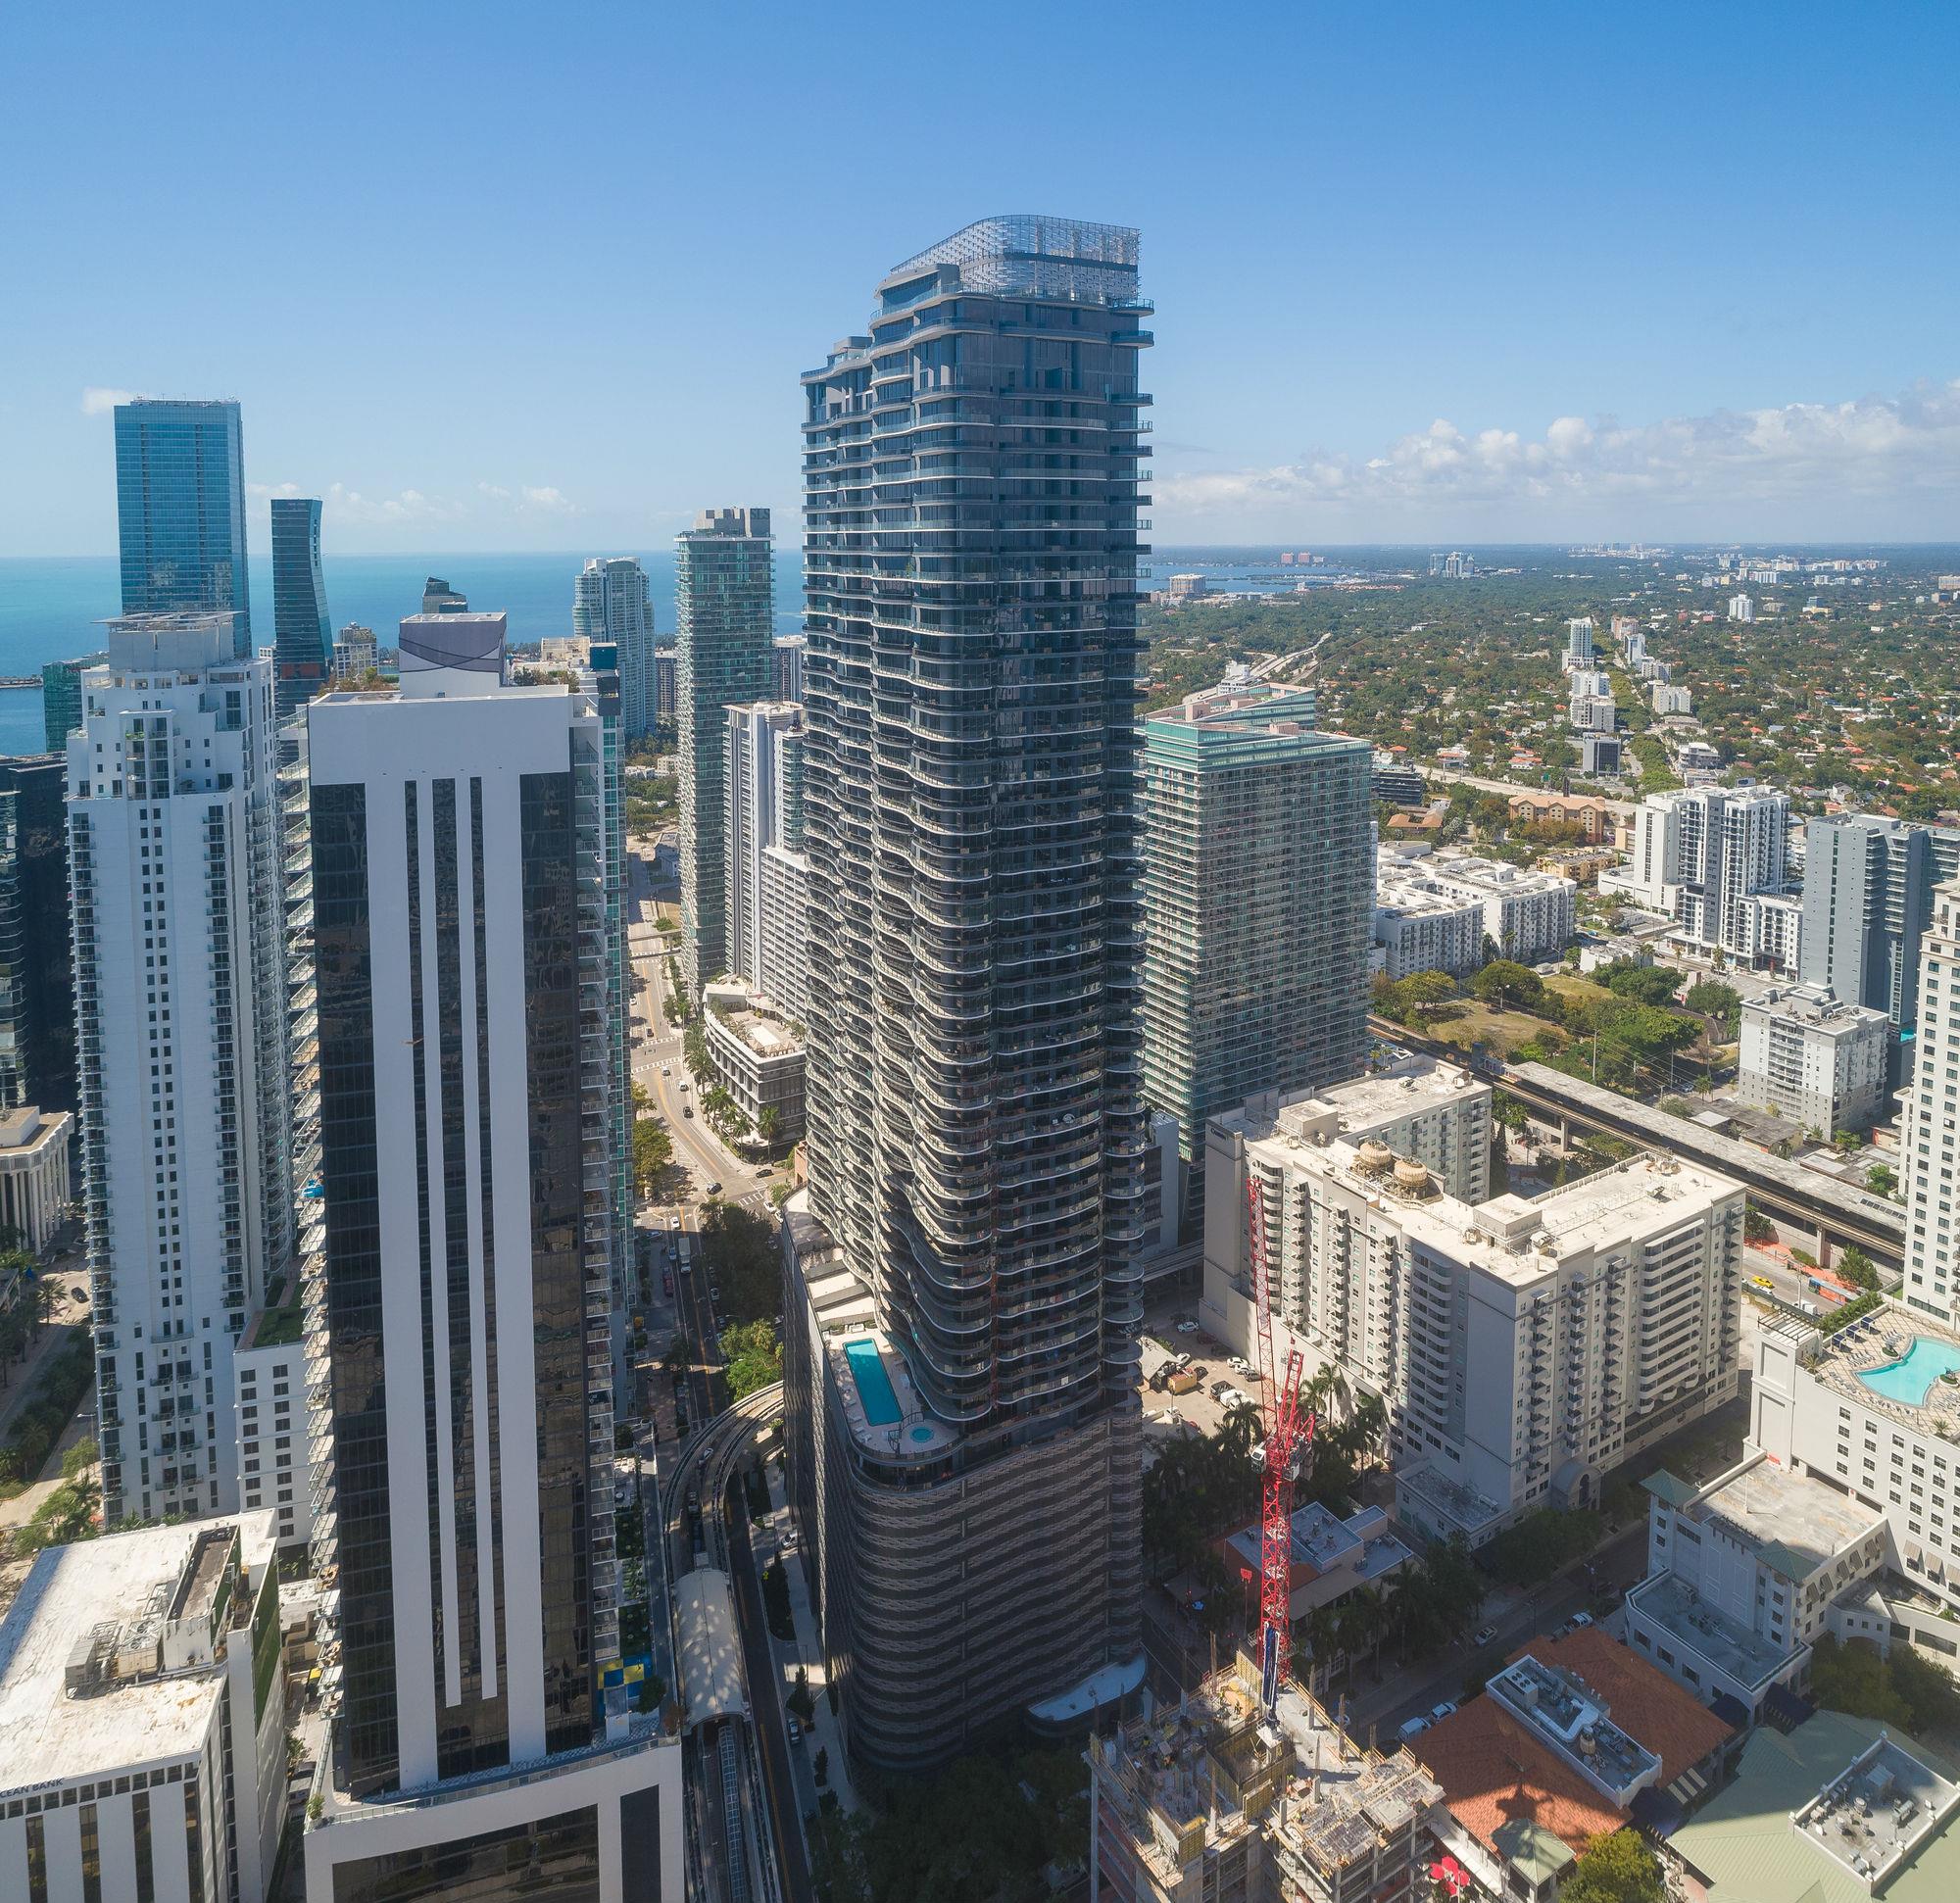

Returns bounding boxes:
[1144,1358,1486,1689]
[0,1256,57,1389]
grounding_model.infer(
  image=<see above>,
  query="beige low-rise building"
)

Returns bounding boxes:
[0,1102,71,1252]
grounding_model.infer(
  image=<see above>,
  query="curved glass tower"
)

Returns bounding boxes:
[270,496,333,721]
[787,217,1152,1768]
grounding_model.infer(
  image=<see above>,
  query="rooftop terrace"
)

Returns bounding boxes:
[1669,1453,1884,1582]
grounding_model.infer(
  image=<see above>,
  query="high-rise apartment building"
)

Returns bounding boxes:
[1605,785,1799,970]
[723,700,804,1000]
[0,756,76,1114]
[572,556,659,741]
[785,216,1152,1771]
[1140,681,1373,1231]
[1203,1066,1744,1543]
[772,632,808,704]
[675,508,772,993]
[1564,615,1594,667]
[68,614,293,1528]
[1800,813,1960,1078]
[114,400,252,655]
[294,614,679,1898]
[270,496,333,722]
[1898,878,1960,1320]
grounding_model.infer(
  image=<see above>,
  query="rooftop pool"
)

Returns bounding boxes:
[1858,1337,1960,1408]
[843,1338,903,1426]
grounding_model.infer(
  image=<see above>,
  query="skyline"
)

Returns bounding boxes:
[6,3,1959,553]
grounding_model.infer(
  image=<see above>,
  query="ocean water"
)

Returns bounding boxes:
[0,543,1244,756]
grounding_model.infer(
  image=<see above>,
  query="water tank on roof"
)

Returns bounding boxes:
[1356,1140,1394,1176]
[1393,1157,1431,1195]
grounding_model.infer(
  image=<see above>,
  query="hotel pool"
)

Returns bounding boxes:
[1858,1338,1960,1407]
[844,1338,903,1426]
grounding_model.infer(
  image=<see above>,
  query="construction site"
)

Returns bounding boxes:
[1088,1650,1444,1903]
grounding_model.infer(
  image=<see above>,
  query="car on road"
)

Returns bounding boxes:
[1472,1623,1498,1648]
[661,1063,671,1076]
[1567,1610,1594,1630]
[786,1717,802,1745]
[662,1273,673,1296]
[1428,1700,1457,1725]
[683,1106,694,1118]
[1396,1714,1431,1740]
[678,1079,689,1092]
[1750,1274,1775,1291]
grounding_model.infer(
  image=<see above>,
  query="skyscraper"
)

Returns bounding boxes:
[0,756,76,1115]
[572,557,658,741]
[295,615,678,1896]
[675,509,772,994]
[1898,878,1960,1323]
[785,216,1151,1770]
[1140,681,1373,1230]
[1801,813,1960,1078]
[420,576,467,616]
[68,614,293,1528]
[41,656,97,753]
[723,700,804,1001]
[270,496,333,722]
[114,399,252,655]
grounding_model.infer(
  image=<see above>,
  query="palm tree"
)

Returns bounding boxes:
[1348,1391,1389,1473]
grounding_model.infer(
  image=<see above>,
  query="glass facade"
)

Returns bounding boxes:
[571,559,657,741]
[114,400,251,655]
[311,781,400,1795]
[271,497,333,722]
[0,757,75,1113]
[675,511,773,993]
[41,657,92,753]
[802,217,1152,1425]
[328,1805,600,1903]
[521,769,596,1754]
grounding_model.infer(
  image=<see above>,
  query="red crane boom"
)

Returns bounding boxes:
[1247,1171,1314,1708]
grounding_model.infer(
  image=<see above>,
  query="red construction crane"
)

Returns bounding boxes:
[1247,1171,1314,1709]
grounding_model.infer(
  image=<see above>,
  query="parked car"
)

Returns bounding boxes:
[1429,1701,1458,1725]
[1176,1320,1200,1335]
[1227,1356,1250,1374]
[662,1273,673,1297]
[1472,1623,1498,1648]
[1568,1611,1594,1630]
[786,1717,803,1745]
[1397,1714,1432,1740]
[1210,1381,1232,1399]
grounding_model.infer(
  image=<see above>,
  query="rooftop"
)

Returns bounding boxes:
[1512,1628,1736,1788]
[0,1514,274,1795]
[1486,1653,1663,1806]
[1672,1713,1960,1903]
[1418,1692,1626,1880]
[1627,1572,1793,1691]
[1663,1453,1884,1582]
[1423,853,1578,898]
[1216,1054,1486,1147]
[1799,1305,1960,1439]
[1744,983,1890,1035]
[0,1105,68,1154]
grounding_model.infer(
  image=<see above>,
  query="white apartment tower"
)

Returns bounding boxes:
[1203,1067,1744,1543]
[69,613,293,1530]
[723,699,805,1008]
[1564,617,1595,668]
[1901,879,1960,1320]
[294,615,680,1898]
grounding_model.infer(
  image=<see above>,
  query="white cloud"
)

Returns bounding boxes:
[519,484,576,513]
[247,480,302,499]
[1155,378,1960,529]
[80,386,135,415]
[324,480,469,525]
[476,481,512,501]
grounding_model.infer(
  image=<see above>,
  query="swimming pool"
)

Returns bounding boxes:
[844,1338,903,1426]
[1858,1338,1960,1407]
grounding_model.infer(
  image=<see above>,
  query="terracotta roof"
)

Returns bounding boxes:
[1511,1629,1736,1787]
[1417,1696,1624,1865]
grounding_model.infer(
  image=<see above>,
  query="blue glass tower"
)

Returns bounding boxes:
[114,398,251,656]
[270,496,333,720]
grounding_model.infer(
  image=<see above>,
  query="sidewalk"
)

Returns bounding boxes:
[761,1456,859,1819]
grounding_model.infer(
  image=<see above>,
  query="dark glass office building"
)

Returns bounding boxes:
[786,217,1152,1768]
[114,399,252,656]
[0,756,75,1114]
[270,496,333,722]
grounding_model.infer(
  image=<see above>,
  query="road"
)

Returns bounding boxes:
[1356,1521,1651,1747]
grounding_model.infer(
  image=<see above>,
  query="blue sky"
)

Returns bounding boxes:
[4,0,1958,553]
